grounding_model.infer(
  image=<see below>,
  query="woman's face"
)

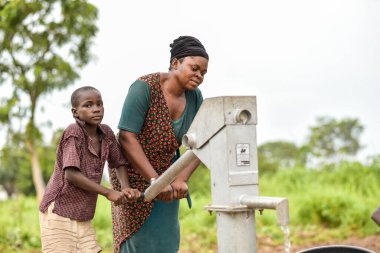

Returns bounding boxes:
[172,56,208,90]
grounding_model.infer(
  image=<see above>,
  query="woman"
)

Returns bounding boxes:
[109,36,209,253]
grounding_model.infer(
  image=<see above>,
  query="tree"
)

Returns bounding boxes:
[258,141,305,173]
[0,125,63,197]
[40,128,64,183]
[0,145,21,198]
[0,0,98,201]
[0,133,29,197]
[306,116,364,162]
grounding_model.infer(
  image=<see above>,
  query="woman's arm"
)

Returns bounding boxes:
[171,157,201,199]
[176,157,201,182]
[118,130,173,201]
[118,130,159,181]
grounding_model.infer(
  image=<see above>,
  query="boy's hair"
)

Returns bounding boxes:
[71,86,100,107]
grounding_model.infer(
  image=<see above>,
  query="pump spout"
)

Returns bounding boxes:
[239,195,289,226]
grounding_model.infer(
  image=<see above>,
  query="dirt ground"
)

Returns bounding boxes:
[257,235,380,252]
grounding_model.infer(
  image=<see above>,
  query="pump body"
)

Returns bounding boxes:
[144,96,289,253]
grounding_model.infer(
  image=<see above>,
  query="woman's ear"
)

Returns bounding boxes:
[171,58,178,70]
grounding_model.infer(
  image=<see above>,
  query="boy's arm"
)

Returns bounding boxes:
[64,167,126,204]
[115,164,142,199]
[106,128,142,199]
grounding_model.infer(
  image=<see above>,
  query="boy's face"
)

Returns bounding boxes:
[71,90,104,126]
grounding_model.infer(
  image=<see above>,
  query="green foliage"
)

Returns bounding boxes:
[0,132,31,196]
[0,0,98,129]
[0,196,40,251]
[187,162,211,197]
[258,151,280,174]
[257,117,365,170]
[40,128,64,184]
[179,163,217,252]
[0,145,23,196]
[93,197,115,250]
[298,191,356,227]
[0,127,62,196]
[258,141,307,174]
[259,141,301,166]
[179,194,217,252]
[0,96,17,124]
[0,0,98,197]
[0,161,379,252]
[0,194,115,252]
[258,162,380,238]
[306,116,364,159]
[368,154,380,169]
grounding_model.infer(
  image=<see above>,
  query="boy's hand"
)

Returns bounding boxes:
[106,189,127,206]
[121,187,141,201]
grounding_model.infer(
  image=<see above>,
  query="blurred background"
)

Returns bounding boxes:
[0,0,379,252]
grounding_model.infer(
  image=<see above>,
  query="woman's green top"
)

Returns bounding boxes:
[117,78,203,253]
[118,79,203,144]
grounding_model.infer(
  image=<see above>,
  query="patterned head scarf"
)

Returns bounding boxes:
[170,36,209,63]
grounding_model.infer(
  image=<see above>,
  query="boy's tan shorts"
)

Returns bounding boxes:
[39,202,102,253]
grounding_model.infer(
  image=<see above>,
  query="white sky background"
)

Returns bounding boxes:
[4,0,379,160]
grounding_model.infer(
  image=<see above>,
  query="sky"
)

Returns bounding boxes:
[3,0,380,161]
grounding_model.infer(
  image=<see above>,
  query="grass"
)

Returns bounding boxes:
[0,160,379,252]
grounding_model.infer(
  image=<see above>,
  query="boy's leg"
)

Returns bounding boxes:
[39,202,78,252]
[77,220,101,253]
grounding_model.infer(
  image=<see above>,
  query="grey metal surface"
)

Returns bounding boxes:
[216,211,257,252]
[183,96,257,149]
[239,195,290,226]
[142,96,290,253]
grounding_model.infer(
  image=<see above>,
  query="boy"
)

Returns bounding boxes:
[39,86,140,253]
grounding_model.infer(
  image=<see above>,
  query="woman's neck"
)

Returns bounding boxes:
[160,72,185,97]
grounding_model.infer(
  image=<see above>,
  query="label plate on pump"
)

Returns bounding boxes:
[236,143,250,166]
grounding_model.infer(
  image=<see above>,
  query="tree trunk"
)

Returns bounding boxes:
[3,182,15,198]
[27,141,45,203]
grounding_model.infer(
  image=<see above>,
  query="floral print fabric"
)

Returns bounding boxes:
[108,73,179,253]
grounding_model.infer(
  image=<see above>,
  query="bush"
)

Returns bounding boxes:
[298,191,355,227]
[259,162,380,237]
[0,196,40,250]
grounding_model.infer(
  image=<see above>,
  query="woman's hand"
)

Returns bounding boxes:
[171,179,188,199]
[156,184,174,202]
[122,187,142,201]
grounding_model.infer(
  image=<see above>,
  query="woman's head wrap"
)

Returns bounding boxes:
[170,36,209,63]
